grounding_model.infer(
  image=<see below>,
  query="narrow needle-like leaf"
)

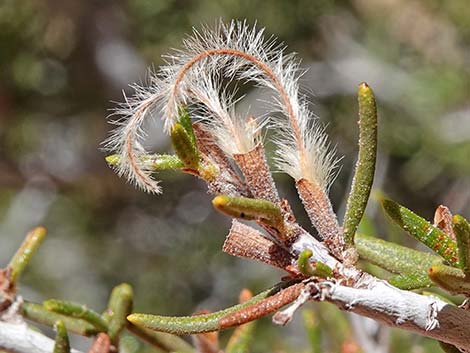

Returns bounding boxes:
[302,311,321,353]
[127,283,294,335]
[225,289,256,353]
[382,199,459,266]
[297,250,333,278]
[22,301,99,336]
[178,106,197,147]
[105,108,199,171]
[193,315,219,353]
[355,233,441,274]
[421,291,454,305]
[428,264,470,295]
[53,321,70,353]
[225,322,255,353]
[8,227,47,284]
[105,154,184,170]
[313,262,334,278]
[212,195,283,228]
[105,283,133,345]
[297,250,316,277]
[127,323,195,353]
[453,215,470,275]
[342,83,377,247]
[388,273,434,290]
[171,123,200,170]
[104,154,121,166]
[44,299,108,332]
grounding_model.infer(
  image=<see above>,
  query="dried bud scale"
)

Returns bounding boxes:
[296,179,343,256]
[88,333,111,353]
[434,205,455,240]
[222,220,293,270]
[233,143,280,203]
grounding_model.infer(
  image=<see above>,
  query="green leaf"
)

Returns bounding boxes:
[171,123,200,170]
[297,250,333,278]
[342,83,378,247]
[105,154,184,170]
[22,301,99,336]
[302,311,321,353]
[453,215,470,274]
[428,263,470,295]
[104,154,120,166]
[314,262,334,278]
[388,272,434,290]
[178,106,197,146]
[105,283,133,345]
[127,282,294,335]
[225,317,256,353]
[8,227,47,284]
[382,199,459,266]
[297,250,315,276]
[127,323,195,353]
[421,291,455,305]
[212,195,283,229]
[53,321,70,353]
[355,233,441,274]
[43,299,108,332]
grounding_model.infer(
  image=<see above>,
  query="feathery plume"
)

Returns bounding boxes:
[105,20,339,195]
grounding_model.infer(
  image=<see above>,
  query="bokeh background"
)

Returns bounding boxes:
[1,0,470,352]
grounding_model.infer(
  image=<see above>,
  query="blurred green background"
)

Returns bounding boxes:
[1,0,469,352]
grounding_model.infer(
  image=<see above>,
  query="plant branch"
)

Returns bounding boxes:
[0,321,83,353]
[290,234,470,351]
[311,280,470,350]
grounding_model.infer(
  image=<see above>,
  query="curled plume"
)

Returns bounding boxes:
[105,20,339,194]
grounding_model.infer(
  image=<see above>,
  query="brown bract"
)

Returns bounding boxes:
[296,178,343,257]
[434,205,455,240]
[0,268,14,313]
[234,143,279,203]
[88,333,111,353]
[223,220,293,270]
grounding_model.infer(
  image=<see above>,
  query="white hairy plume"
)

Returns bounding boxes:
[187,73,265,156]
[105,20,339,193]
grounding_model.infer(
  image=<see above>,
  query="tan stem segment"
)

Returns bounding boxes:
[223,220,292,270]
[295,178,343,256]
[234,144,280,203]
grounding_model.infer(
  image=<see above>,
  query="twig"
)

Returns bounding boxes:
[288,235,470,350]
[0,321,83,353]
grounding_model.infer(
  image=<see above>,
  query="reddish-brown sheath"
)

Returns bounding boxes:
[219,282,304,328]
